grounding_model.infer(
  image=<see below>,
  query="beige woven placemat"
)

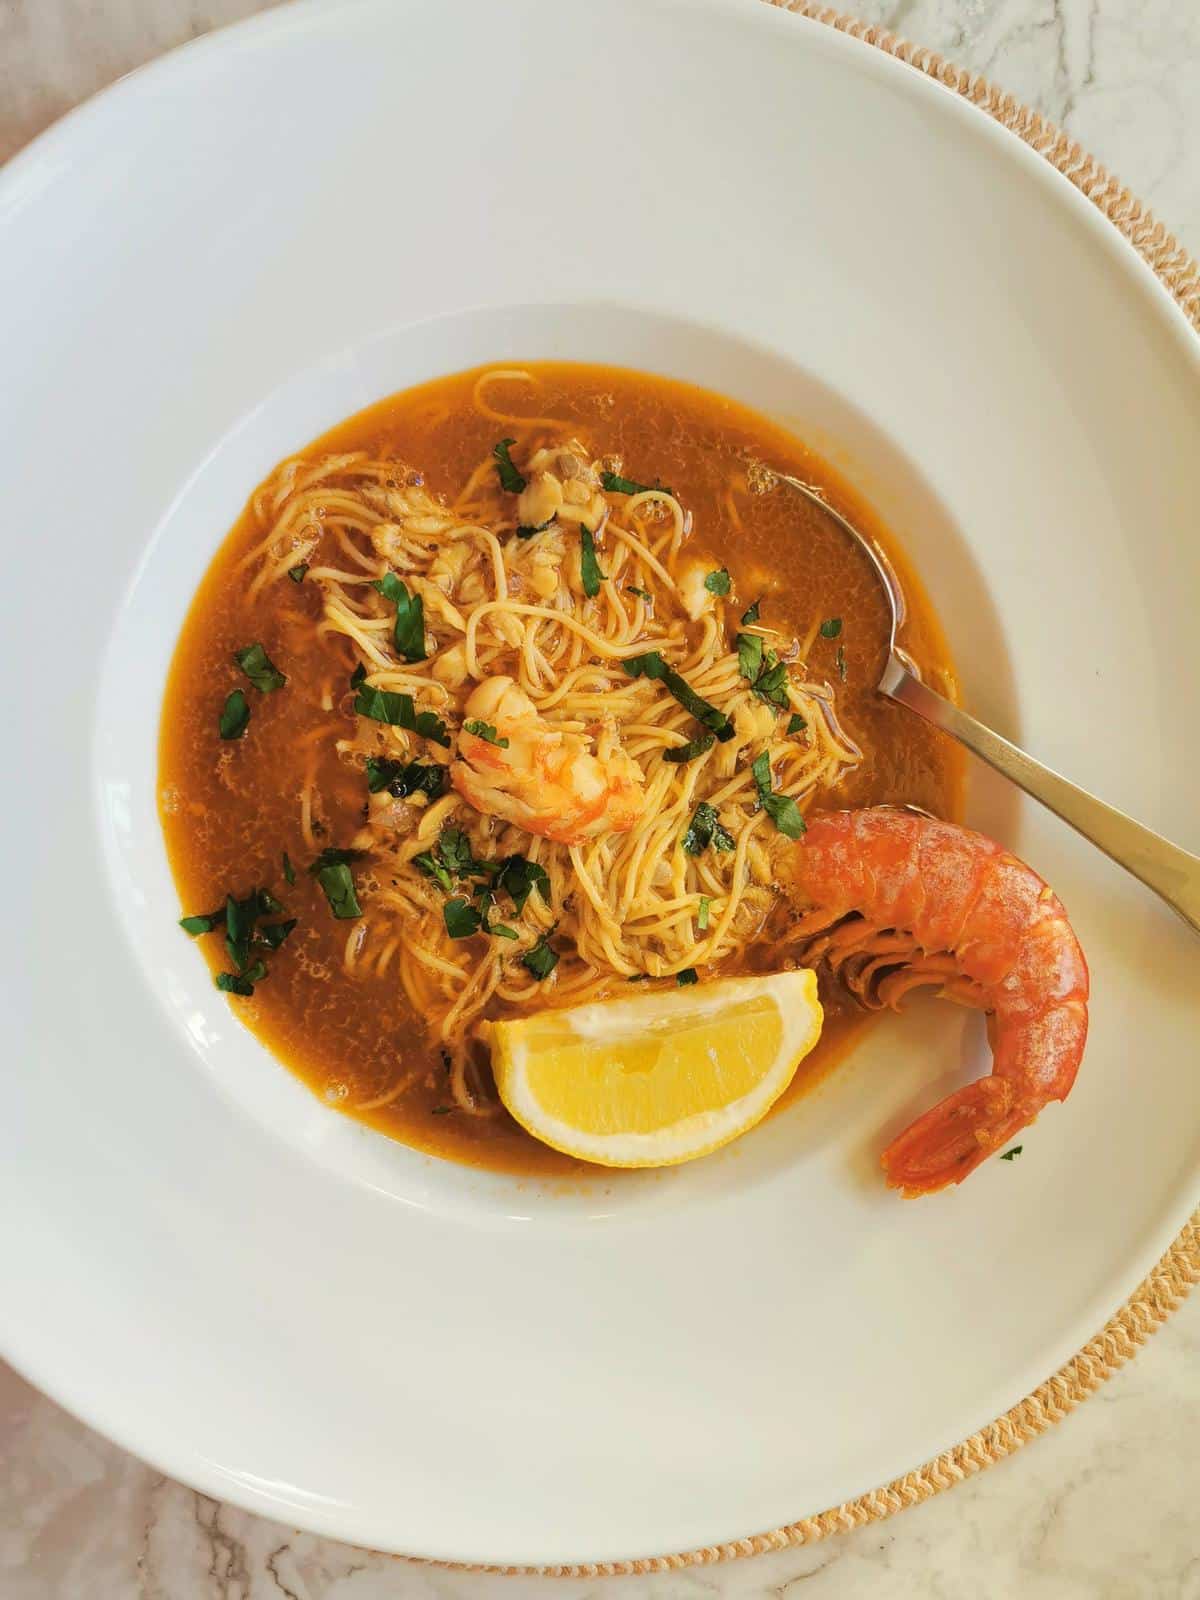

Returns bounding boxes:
[439,4,1200,1577]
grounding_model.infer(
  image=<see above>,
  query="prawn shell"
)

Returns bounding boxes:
[784,806,1090,1196]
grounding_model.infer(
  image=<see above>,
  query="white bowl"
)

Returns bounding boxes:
[1,0,1197,1567]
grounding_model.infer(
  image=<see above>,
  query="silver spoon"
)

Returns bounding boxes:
[770,469,1200,935]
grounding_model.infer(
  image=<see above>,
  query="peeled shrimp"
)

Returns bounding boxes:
[452,676,645,845]
[779,808,1089,1196]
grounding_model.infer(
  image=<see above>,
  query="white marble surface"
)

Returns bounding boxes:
[2,2,1198,1595]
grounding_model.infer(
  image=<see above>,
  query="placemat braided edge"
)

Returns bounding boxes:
[435,4,1200,1575]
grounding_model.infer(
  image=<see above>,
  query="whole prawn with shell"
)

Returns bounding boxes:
[778,807,1089,1196]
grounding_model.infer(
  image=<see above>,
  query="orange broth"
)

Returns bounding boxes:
[159,363,962,1174]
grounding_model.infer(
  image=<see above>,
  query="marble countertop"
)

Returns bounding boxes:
[3,2,1198,1596]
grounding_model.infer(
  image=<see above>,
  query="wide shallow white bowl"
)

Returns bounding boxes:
[2,0,1198,1567]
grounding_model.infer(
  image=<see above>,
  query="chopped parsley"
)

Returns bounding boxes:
[819,617,843,639]
[414,836,548,933]
[521,930,560,980]
[223,892,255,972]
[234,643,287,694]
[599,470,674,498]
[463,719,510,749]
[413,851,452,894]
[182,884,295,992]
[307,849,365,920]
[287,563,308,583]
[493,855,551,915]
[676,968,699,987]
[306,847,364,873]
[623,651,734,742]
[364,756,447,799]
[492,437,526,493]
[372,572,427,663]
[741,597,762,625]
[443,897,483,939]
[682,801,735,855]
[473,889,519,940]
[786,713,808,736]
[218,689,250,740]
[1000,1145,1023,1161]
[662,732,716,764]
[579,525,606,598]
[750,751,807,839]
[282,850,296,886]
[255,918,297,951]
[737,631,764,685]
[216,963,266,997]
[438,828,478,879]
[836,643,847,682]
[736,632,790,708]
[414,828,491,897]
[754,657,790,709]
[352,681,450,745]
[315,861,362,920]
[704,568,731,596]
[697,896,710,931]
[625,585,653,603]
[516,515,556,539]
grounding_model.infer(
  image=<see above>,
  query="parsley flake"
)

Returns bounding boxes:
[516,515,556,539]
[662,732,716,764]
[234,642,287,694]
[579,525,606,598]
[521,930,559,980]
[704,568,731,596]
[372,572,427,663]
[492,438,526,493]
[463,720,510,749]
[315,862,362,920]
[493,855,551,915]
[352,682,449,745]
[215,962,266,997]
[307,850,364,920]
[364,756,447,799]
[218,689,250,740]
[1000,1145,1023,1161]
[624,651,734,742]
[682,801,735,855]
[819,617,843,639]
[599,471,674,498]
[736,633,790,708]
[443,897,483,939]
[750,751,807,839]
[413,851,452,894]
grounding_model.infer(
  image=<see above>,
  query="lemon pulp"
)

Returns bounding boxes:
[487,971,823,1167]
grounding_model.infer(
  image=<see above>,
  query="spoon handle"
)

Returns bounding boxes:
[882,660,1200,935]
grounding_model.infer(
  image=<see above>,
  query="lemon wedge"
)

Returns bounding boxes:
[487,971,823,1167]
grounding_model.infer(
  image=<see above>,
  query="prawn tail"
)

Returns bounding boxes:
[881,1077,1030,1197]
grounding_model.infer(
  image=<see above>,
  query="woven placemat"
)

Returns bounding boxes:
[439,3,1200,1577]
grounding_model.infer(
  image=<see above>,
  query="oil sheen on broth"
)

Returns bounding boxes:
[160,364,962,1175]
